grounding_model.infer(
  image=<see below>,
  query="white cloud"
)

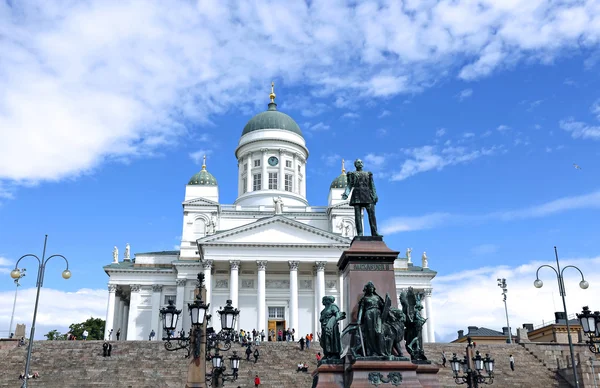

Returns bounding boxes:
[364,153,387,168]
[560,119,600,140]
[471,244,499,255]
[381,213,453,234]
[377,128,388,137]
[321,153,341,167]
[0,287,107,339]
[457,88,473,101]
[435,128,446,137]
[462,132,475,138]
[2,0,600,191]
[497,125,510,132]
[433,256,600,342]
[0,256,13,274]
[381,189,600,235]
[341,112,360,119]
[189,149,213,165]
[591,99,600,119]
[391,145,500,181]
[307,122,330,131]
[378,110,391,118]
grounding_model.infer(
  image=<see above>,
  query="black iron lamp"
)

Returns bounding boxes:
[161,300,181,338]
[577,306,600,353]
[189,293,209,327]
[218,299,240,331]
[451,340,494,387]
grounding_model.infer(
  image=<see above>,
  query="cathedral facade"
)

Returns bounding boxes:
[103,88,437,342]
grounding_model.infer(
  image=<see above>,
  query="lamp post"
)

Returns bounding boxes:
[497,278,512,344]
[450,337,495,387]
[533,246,589,388]
[8,268,26,338]
[577,306,600,354]
[589,357,598,388]
[10,235,71,388]
[160,273,240,388]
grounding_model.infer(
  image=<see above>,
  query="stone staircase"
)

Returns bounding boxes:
[424,343,571,388]
[0,340,573,387]
[0,340,321,388]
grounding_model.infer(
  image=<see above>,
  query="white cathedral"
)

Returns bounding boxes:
[103,86,437,342]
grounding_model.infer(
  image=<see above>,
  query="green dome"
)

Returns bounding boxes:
[330,160,348,189]
[242,102,303,137]
[330,172,347,189]
[188,158,218,186]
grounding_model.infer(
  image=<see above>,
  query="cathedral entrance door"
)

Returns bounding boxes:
[275,320,286,340]
[268,320,277,341]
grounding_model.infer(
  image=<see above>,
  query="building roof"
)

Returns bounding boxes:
[242,103,302,137]
[464,326,505,337]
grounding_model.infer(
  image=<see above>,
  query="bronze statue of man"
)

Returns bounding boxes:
[342,159,380,237]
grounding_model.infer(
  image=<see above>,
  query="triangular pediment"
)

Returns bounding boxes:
[198,216,350,245]
[182,197,220,206]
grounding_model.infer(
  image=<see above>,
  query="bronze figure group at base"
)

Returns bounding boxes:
[319,282,427,362]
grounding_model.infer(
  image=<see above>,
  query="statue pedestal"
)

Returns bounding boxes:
[337,236,400,322]
[313,360,441,388]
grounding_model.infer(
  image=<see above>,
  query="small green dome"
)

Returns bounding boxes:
[188,156,218,186]
[242,102,303,137]
[330,160,348,189]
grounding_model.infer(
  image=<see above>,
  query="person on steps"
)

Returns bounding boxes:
[254,348,260,363]
[246,345,252,361]
[254,374,261,387]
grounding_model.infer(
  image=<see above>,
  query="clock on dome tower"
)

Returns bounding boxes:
[268,156,279,166]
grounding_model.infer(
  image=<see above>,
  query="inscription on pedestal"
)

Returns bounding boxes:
[353,263,390,271]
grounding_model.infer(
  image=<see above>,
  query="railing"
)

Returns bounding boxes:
[531,313,578,330]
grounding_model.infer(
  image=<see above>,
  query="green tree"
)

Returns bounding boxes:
[68,317,105,340]
[44,329,66,340]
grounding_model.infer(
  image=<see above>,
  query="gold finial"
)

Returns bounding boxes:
[341,159,346,173]
[202,155,207,171]
[269,81,276,103]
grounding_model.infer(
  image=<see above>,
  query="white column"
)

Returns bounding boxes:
[238,161,242,196]
[203,260,213,307]
[293,153,299,194]
[247,154,253,193]
[230,260,240,330]
[278,149,285,190]
[315,262,326,332]
[105,284,117,340]
[300,158,306,196]
[113,295,122,336]
[257,261,267,333]
[261,148,268,190]
[122,303,129,339]
[424,289,435,342]
[175,279,186,334]
[151,285,162,339]
[126,284,141,340]
[289,261,299,335]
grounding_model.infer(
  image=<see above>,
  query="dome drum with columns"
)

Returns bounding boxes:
[103,84,437,342]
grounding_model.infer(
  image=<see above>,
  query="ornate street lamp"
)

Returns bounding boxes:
[577,306,600,354]
[159,274,241,388]
[8,268,26,338]
[205,300,241,387]
[451,338,494,387]
[534,246,589,388]
[11,235,71,388]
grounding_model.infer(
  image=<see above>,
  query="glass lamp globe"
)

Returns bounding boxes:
[579,280,589,289]
[533,279,543,288]
[62,269,72,279]
[10,269,21,279]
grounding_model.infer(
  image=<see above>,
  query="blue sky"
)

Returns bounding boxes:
[1,0,600,341]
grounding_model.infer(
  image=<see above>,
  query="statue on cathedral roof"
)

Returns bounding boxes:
[124,243,130,260]
[342,159,380,237]
[273,196,284,215]
[112,246,118,263]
